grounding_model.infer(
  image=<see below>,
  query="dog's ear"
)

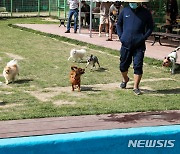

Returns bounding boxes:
[90,54,93,57]
[167,57,170,61]
[78,68,85,74]
[72,49,76,54]
[71,49,76,53]
[71,66,78,71]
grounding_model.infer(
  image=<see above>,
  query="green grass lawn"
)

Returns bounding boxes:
[0,17,179,120]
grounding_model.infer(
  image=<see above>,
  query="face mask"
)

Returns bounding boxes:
[129,3,138,9]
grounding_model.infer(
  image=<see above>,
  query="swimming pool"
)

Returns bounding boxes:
[0,125,179,154]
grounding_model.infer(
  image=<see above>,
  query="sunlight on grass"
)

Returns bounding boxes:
[0,17,179,120]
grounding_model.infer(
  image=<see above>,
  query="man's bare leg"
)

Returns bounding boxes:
[109,22,113,40]
[105,23,109,36]
[134,74,142,89]
[99,24,102,36]
[121,71,129,82]
[133,74,142,95]
[120,71,129,88]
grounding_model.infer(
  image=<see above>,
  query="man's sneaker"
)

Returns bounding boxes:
[120,77,129,89]
[105,33,109,37]
[98,33,101,37]
[133,89,141,95]
[65,30,70,33]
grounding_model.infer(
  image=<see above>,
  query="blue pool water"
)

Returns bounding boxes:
[0,125,179,154]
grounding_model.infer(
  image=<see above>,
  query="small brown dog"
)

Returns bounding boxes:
[3,59,19,84]
[70,66,85,92]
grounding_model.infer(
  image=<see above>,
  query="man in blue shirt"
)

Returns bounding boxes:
[116,2,153,95]
[65,0,79,33]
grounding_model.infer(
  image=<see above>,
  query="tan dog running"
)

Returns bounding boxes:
[3,59,19,84]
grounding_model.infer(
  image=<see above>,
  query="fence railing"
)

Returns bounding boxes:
[0,0,68,18]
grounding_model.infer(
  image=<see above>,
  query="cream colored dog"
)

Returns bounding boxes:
[68,49,87,62]
[3,59,19,84]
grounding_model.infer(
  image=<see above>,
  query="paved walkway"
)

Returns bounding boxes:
[0,110,180,138]
[17,24,180,63]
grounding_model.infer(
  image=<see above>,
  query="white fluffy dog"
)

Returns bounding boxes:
[68,49,86,62]
[3,59,19,84]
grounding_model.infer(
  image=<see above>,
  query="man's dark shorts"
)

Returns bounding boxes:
[120,46,145,75]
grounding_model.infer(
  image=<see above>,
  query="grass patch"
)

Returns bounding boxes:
[0,17,179,120]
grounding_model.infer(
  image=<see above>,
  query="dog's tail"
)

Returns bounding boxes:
[7,59,18,67]
[174,46,180,52]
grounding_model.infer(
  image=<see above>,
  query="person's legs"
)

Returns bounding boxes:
[134,74,142,89]
[107,22,113,40]
[105,24,109,36]
[120,71,129,89]
[66,10,74,32]
[133,48,145,93]
[86,14,90,25]
[99,24,103,36]
[81,17,84,26]
[119,47,132,88]
[73,9,78,32]
[99,16,105,36]
[121,71,129,82]
[133,74,142,95]
[105,17,109,37]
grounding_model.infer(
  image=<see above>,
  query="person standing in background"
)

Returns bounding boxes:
[116,2,153,95]
[65,0,79,33]
[107,1,123,41]
[166,0,178,25]
[81,1,90,26]
[98,2,111,37]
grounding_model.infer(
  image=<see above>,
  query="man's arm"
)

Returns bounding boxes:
[144,10,154,40]
[132,9,154,49]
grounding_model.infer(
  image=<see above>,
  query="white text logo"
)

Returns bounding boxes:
[128,140,175,148]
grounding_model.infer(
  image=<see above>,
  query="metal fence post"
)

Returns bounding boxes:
[22,0,24,10]
[57,0,60,18]
[64,0,66,18]
[11,0,13,17]
[3,0,5,7]
[90,0,92,37]
[49,0,51,16]
[38,0,40,16]
[79,0,81,33]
